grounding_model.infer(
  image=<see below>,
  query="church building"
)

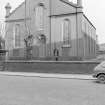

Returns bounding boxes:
[5,0,97,60]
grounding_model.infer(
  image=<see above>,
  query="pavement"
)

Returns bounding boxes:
[0,71,95,80]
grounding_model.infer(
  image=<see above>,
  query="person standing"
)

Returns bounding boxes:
[53,48,59,61]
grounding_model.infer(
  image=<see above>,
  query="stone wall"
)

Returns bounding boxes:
[4,61,100,74]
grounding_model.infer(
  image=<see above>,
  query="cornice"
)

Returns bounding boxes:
[5,18,31,23]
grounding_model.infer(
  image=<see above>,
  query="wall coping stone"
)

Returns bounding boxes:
[4,60,101,64]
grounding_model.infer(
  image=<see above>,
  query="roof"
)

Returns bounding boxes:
[6,1,25,18]
[83,14,96,30]
[60,0,78,8]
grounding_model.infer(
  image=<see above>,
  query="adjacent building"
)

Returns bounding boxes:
[5,0,97,60]
[0,36,5,50]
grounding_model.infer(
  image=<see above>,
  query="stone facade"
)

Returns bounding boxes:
[5,0,97,60]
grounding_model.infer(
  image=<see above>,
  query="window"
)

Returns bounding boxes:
[84,23,87,34]
[62,19,71,46]
[90,30,93,54]
[82,21,85,33]
[35,4,44,31]
[88,27,91,55]
[14,24,21,48]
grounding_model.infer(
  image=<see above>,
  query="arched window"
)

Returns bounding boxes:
[14,24,21,48]
[82,21,85,33]
[62,19,71,46]
[35,3,44,31]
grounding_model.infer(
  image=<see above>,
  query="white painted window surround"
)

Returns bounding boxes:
[62,19,71,47]
[13,24,21,48]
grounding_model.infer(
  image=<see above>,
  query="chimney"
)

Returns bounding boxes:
[5,3,11,18]
[77,0,82,7]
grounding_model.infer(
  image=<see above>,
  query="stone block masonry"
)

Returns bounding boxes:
[4,61,100,74]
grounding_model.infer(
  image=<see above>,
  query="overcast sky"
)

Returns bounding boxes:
[0,0,104,44]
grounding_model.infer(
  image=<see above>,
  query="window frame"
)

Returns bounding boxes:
[62,19,71,47]
[13,24,21,49]
[35,3,45,31]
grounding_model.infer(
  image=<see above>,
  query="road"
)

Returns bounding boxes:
[0,75,104,105]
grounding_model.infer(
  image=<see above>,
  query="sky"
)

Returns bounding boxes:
[0,0,104,44]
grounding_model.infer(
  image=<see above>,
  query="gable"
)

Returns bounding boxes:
[51,0,77,16]
[6,0,77,20]
[6,2,25,21]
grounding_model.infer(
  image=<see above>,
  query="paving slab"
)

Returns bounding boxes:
[0,71,95,80]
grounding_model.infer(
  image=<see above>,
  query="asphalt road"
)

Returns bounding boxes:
[0,75,105,105]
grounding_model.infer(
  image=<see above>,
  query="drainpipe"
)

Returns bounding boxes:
[76,0,83,58]
[25,0,27,33]
[76,7,78,57]
[49,0,52,57]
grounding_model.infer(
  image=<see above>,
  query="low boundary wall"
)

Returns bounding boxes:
[3,61,101,74]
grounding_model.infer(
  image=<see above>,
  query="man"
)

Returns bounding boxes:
[53,48,59,61]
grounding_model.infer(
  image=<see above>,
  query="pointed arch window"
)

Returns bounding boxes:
[62,19,71,46]
[35,3,44,31]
